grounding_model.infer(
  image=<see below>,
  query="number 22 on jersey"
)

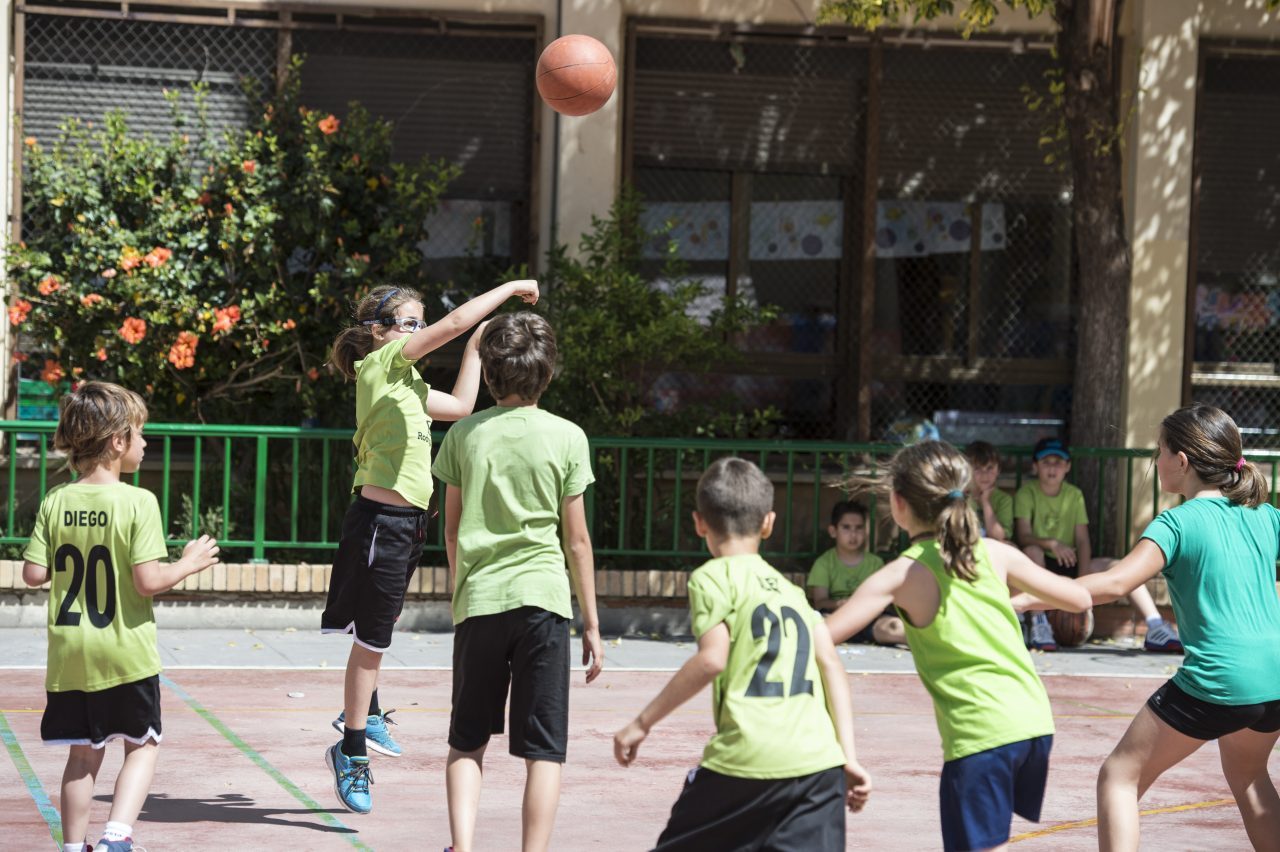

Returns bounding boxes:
[745,603,814,698]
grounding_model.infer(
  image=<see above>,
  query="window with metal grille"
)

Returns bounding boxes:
[1188,45,1280,447]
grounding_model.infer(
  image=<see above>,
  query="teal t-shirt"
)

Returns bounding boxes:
[432,406,594,625]
[1014,481,1088,547]
[1141,498,1280,705]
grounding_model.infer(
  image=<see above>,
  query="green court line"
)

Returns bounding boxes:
[160,675,371,851]
[0,710,63,848]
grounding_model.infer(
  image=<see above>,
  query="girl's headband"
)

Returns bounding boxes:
[373,288,399,319]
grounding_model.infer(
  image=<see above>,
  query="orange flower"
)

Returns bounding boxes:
[224,202,234,216]
[81,293,104,307]
[318,114,340,135]
[212,305,241,336]
[101,268,117,279]
[37,275,61,296]
[120,247,142,271]
[95,347,108,361]
[11,351,29,365]
[119,317,146,344]
[23,136,36,147]
[40,359,64,385]
[143,247,172,268]
[242,159,257,174]
[282,318,296,330]
[167,331,198,370]
[71,366,84,377]
[307,367,320,381]
[8,298,32,326]
[197,192,211,207]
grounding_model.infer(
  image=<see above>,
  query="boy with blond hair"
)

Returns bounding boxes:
[615,457,870,850]
[22,382,219,852]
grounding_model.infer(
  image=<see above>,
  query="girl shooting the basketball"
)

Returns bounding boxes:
[320,279,538,814]
[827,441,1090,851]
[1013,404,1280,852]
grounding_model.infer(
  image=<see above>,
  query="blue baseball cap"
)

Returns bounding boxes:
[1033,437,1070,461]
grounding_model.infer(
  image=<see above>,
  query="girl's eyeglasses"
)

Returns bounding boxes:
[363,317,427,333]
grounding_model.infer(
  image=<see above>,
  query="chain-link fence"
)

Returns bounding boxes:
[629,25,1073,443]
[1189,46,1280,447]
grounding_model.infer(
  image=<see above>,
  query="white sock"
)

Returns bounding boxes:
[1146,616,1164,628]
[64,842,86,852]
[101,822,132,842]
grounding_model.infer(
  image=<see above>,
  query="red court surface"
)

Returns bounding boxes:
[1,668,1267,850]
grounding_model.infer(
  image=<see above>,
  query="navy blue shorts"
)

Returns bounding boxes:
[939,734,1052,852]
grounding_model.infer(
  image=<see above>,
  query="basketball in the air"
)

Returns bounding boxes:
[536,34,616,116]
[1046,607,1094,647]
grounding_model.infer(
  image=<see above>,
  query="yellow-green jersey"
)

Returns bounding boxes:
[352,336,434,510]
[898,539,1054,761]
[23,482,169,692]
[689,554,847,780]
[806,549,885,601]
[970,488,1014,541]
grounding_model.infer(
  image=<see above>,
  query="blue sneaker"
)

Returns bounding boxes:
[93,841,135,852]
[333,710,402,758]
[326,742,373,814]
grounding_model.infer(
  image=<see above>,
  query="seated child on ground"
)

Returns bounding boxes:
[807,501,905,644]
[964,440,1012,542]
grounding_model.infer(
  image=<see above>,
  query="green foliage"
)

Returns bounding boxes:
[6,58,459,424]
[538,188,780,437]
[818,0,1054,36]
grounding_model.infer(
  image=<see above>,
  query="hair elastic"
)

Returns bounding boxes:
[373,288,399,318]
[1235,456,1246,472]
[947,490,965,500]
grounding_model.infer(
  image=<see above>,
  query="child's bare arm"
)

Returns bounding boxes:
[1015,539,1165,610]
[994,539,1091,612]
[809,585,836,612]
[22,561,49,586]
[402,280,537,361]
[132,535,220,596]
[444,484,462,590]
[825,560,905,644]
[614,622,730,766]
[426,321,488,422]
[562,493,603,683]
[813,622,872,812]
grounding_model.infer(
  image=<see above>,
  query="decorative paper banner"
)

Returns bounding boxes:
[874,201,1006,258]
[748,201,843,260]
[1195,285,1280,331]
[640,201,731,260]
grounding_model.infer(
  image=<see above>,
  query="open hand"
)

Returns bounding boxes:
[182,535,220,572]
[1050,542,1077,568]
[845,760,872,812]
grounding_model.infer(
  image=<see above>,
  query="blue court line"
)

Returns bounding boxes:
[160,674,371,851]
[0,710,63,848]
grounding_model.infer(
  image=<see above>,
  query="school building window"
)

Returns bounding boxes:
[626,20,1074,442]
[1187,43,1280,447]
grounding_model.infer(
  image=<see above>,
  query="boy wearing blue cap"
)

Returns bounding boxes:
[1015,438,1181,652]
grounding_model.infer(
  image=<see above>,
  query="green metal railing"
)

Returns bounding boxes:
[6,421,1280,568]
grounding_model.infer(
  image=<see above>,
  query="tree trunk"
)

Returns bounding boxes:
[1053,0,1128,555]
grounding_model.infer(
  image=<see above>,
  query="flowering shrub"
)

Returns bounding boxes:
[6,61,458,423]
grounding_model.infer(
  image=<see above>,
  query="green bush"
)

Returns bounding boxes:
[7,60,458,424]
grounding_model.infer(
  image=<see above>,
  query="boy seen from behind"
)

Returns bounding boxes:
[1015,437,1180,652]
[615,458,871,851]
[433,313,604,852]
[21,382,220,852]
[807,501,904,645]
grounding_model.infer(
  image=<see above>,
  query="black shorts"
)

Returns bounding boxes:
[1042,552,1075,578]
[42,674,162,748]
[653,765,846,852]
[1147,679,1280,740]
[321,496,427,651]
[448,606,570,762]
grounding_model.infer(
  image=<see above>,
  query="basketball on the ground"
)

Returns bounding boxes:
[536,34,616,116]
[1046,607,1094,647]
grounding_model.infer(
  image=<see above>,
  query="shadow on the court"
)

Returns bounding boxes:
[93,793,358,834]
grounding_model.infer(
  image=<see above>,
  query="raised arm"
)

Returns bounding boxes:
[132,535,220,596]
[426,321,488,422]
[562,493,603,683]
[402,279,537,361]
[813,621,872,812]
[613,621,730,766]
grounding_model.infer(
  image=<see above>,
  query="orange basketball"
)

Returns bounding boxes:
[536,34,616,116]
[1046,608,1094,647]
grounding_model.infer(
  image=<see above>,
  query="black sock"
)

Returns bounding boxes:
[342,726,367,759]
[368,688,381,718]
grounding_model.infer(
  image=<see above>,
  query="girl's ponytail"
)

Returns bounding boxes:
[889,441,982,582]
[329,325,373,381]
[328,284,425,381]
[1162,404,1267,508]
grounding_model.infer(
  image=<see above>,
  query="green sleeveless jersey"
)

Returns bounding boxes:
[24,482,169,692]
[352,336,434,510]
[899,539,1054,761]
[689,554,847,779]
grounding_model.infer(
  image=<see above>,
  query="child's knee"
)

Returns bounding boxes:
[872,616,905,645]
[66,745,104,774]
